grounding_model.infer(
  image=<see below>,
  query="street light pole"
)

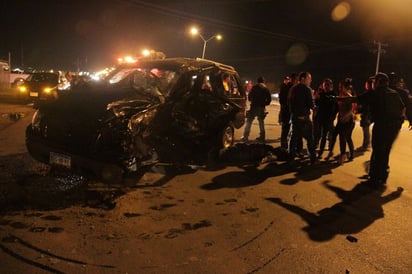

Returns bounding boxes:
[190,27,222,59]
[201,34,207,59]
[374,40,388,74]
[199,34,220,59]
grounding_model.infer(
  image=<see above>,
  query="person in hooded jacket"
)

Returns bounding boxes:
[388,72,412,129]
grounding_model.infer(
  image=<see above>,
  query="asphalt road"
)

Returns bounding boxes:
[0,98,411,273]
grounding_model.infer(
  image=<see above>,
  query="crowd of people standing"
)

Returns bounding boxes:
[240,71,411,189]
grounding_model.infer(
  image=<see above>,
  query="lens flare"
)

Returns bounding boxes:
[331,2,351,22]
[286,43,308,65]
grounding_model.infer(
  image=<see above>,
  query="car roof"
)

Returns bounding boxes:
[118,57,237,73]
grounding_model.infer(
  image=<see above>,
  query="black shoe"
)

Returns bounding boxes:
[362,145,370,151]
[310,158,320,166]
[287,158,299,169]
[338,154,347,165]
[297,152,305,158]
[255,137,265,143]
[325,152,333,161]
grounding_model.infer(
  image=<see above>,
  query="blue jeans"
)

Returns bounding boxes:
[329,119,355,157]
[242,107,266,140]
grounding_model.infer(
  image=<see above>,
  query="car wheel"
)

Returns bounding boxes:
[221,124,234,149]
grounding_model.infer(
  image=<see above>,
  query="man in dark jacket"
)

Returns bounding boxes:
[357,77,374,150]
[288,71,317,164]
[366,73,405,188]
[279,73,297,149]
[240,76,271,143]
[388,72,412,129]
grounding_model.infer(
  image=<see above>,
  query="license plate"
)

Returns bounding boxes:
[50,152,71,168]
[30,92,39,97]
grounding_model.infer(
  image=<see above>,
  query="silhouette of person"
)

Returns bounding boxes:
[267,182,403,242]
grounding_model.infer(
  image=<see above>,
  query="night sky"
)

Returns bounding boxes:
[2,0,412,89]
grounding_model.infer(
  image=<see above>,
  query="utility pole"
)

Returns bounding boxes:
[20,43,24,68]
[374,41,388,74]
[8,52,11,88]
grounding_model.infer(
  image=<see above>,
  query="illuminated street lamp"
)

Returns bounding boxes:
[190,27,222,59]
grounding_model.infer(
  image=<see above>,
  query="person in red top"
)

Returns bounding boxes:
[325,78,357,164]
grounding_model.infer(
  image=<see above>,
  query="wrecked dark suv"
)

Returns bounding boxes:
[26,58,246,182]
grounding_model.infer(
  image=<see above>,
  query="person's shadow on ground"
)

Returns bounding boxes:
[201,145,339,190]
[278,160,339,185]
[201,161,291,190]
[266,181,404,242]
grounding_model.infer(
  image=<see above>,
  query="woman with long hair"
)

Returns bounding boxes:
[325,78,357,164]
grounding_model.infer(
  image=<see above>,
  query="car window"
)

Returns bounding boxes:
[28,73,44,82]
[109,68,137,84]
[191,74,213,93]
[109,67,177,94]
[229,74,240,96]
[130,70,164,102]
[149,68,177,95]
[208,72,243,98]
[47,74,59,83]
[107,67,180,104]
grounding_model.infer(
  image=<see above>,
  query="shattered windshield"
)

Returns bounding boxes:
[108,67,178,99]
[108,68,136,84]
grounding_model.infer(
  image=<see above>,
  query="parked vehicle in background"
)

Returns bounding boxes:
[11,75,29,89]
[18,71,70,101]
[10,72,31,88]
[26,58,247,183]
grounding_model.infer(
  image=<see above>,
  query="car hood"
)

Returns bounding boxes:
[34,85,158,136]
